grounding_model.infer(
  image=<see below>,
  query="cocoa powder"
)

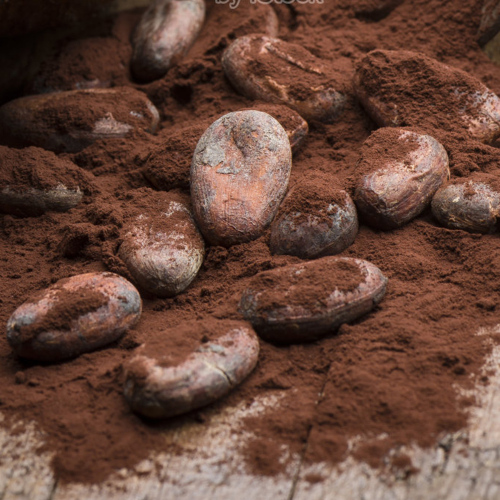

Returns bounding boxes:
[0,0,499,486]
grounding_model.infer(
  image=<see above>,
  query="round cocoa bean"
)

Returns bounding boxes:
[239,257,387,344]
[0,88,159,153]
[118,197,205,297]
[353,50,500,144]
[123,320,259,418]
[354,128,449,230]
[6,272,141,362]
[222,35,345,123]
[131,0,205,82]
[191,110,291,246]
[432,180,500,233]
[270,182,358,259]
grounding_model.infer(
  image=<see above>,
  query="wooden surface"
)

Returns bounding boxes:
[1,326,500,500]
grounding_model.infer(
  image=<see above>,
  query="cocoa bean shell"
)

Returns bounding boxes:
[222,35,345,123]
[354,128,449,230]
[118,201,205,297]
[0,88,159,153]
[131,0,205,82]
[191,110,291,247]
[239,257,387,344]
[270,189,358,259]
[431,181,500,233]
[123,320,259,418]
[6,272,141,361]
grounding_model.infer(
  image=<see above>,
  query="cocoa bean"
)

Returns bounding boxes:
[354,128,449,230]
[0,87,159,153]
[239,257,387,344]
[0,146,94,217]
[432,179,500,233]
[6,272,141,361]
[222,35,346,123]
[118,196,205,297]
[131,0,205,82]
[191,110,291,246]
[353,50,500,144]
[123,320,259,418]
[270,182,358,259]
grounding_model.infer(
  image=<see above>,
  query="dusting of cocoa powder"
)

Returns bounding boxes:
[0,0,499,487]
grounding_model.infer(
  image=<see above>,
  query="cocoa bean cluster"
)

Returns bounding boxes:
[3,0,499,419]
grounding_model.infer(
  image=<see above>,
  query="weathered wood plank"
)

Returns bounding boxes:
[1,329,500,500]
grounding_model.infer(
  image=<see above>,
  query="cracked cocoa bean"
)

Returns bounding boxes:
[191,110,291,246]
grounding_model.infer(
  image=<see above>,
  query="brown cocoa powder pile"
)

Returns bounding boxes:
[0,0,500,486]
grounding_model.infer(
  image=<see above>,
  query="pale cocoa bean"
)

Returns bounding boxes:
[191,110,291,246]
[354,128,449,230]
[432,179,500,233]
[0,87,159,153]
[239,257,387,344]
[478,0,500,46]
[131,0,205,82]
[123,320,259,418]
[270,182,358,259]
[6,272,141,361]
[353,50,500,144]
[222,35,346,123]
[118,196,205,297]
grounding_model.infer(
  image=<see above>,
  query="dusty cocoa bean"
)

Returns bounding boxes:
[353,49,500,144]
[270,181,358,259]
[478,0,500,46]
[118,196,205,297]
[0,146,94,217]
[6,272,141,361]
[354,128,449,230]
[123,320,259,418]
[191,110,291,247]
[222,35,346,123]
[239,257,387,344]
[0,87,159,153]
[131,0,205,82]
[431,179,500,233]
[244,103,308,154]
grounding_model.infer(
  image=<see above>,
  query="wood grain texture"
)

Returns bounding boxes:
[2,327,500,499]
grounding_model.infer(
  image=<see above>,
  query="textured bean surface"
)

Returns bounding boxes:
[239,257,387,344]
[222,35,346,123]
[131,0,205,82]
[123,320,259,418]
[0,87,159,152]
[354,128,449,230]
[191,110,291,246]
[118,198,205,297]
[353,49,500,144]
[6,272,141,361]
[432,180,500,233]
[270,185,358,259]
